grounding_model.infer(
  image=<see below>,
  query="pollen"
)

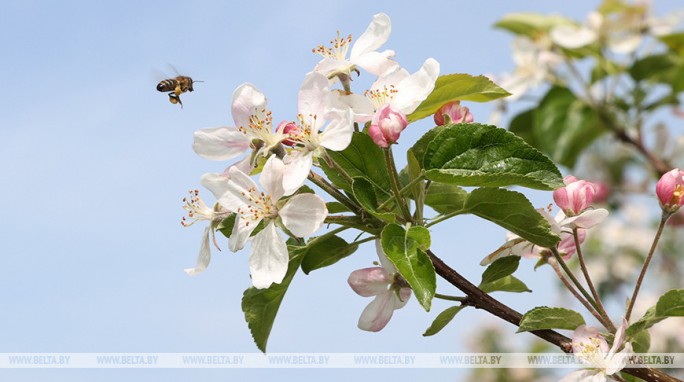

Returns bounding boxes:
[181,189,214,227]
[236,186,277,225]
[312,31,353,60]
[365,85,398,108]
[238,108,273,136]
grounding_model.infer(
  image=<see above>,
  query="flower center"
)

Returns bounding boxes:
[238,108,275,143]
[365,85,398,110]
[670,184,684,207]
[312,31,352,61]
[181,190,215,227]
[236,186,277,226]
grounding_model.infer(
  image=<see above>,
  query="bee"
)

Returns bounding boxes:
[156,75,201,108]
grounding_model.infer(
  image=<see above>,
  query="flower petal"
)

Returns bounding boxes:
[319,108,354,151]
[550,25,597,49]
[563,208,609,228]
[228,213,259,252]
[391,58,440,115]
[249,222,289,289]
[231,83,268,129]
[330,92,375,123]
[260,156,285,200]
[352,50,399,78]
[350,13,391,62]
[200,172,232,200]
[348,267,391,297]
[357,290,396,332]
[184,226,212,276]
[298,71,329,119]
[282,151,313,196]
[279,193,327,237]
[559,370,601,382]
[192,127,250,161]
[375,239,397,274]
[218,166,259,212]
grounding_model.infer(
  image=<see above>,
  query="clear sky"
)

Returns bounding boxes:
[0,1,679,381]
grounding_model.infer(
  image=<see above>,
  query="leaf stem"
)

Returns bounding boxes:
[384,147,413,223]
[625,213,669,321]
[434,293,466,302]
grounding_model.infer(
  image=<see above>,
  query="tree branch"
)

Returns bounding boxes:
[427,249,682,382]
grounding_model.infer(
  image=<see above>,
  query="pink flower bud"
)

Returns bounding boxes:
[553,175,597,216]
[368,104,408,148]
[276,120,300,146]
[656,168,684,213]
[434,101,474,126]
[591,181,610,204]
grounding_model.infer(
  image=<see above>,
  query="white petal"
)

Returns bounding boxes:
[357,290,396,332]
[348,267,391,297]
[282,151,313,196]
[352,50,399,77]
[218,166,258,212]
[279,193,327,237]
[550,25,598,48]
[319,108,354,151]
[231,83,268,129]
[479,237,529,265]
[563,208,609,229]
[200,172,232,200]
[228,214,259,252]
[392,58,441,115]
[329,92,375,123]
[260,156,285,200]
[249,222,289,289]
[609,34,642,54]
[350,13,391,62]
[192,127,250,161]
[184,226,212,276]
[298,71,329,118]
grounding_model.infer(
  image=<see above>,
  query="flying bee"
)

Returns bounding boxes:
[156,75,202,108]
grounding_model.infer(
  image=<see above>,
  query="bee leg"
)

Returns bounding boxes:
[174,84,182,97]
[168,93,183,108]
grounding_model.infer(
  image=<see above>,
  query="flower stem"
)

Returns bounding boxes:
[307,171,361,214]
[384,147,412,223]
[573,228,616,332]
[550,248,603,319]
[625,213,670,321]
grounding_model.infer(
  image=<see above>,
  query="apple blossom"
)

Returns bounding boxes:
[281,71,354,195]
[218,156,328,289]
[434,100,474,126]
[554,176,598,216]
[368,104,408,148]
[656,168,684,213]
[561,320,633,382]
[192,83,285,167]
[348,241,412,332]
[312,13,398,80]
[498,36,561,101]
[275,121,300,147]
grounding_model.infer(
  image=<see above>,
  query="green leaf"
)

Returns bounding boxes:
[423,123,564,190]
[517,307,585,333]
[407,74,510,123]
[216,214,237,239]
[531,87,603,168]
[464,188,560,248]
[630,330,651,353]
[659,32,684,55]
[655,289,684,317]
[381,224,435,311]
[326,202,349,214]
[494,13,574,37]
[424,182,468,214]
[480,256,521,285]
[352,177,396,223]
[479,275,531,294]
[242,247,305,352]
[410,126,447,167]
[626,306,665,337]
[322,132,390,193]
[423,306,466,336]
[508,108,537,147]
[300,235,359,274]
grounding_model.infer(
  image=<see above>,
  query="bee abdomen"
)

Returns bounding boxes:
[157,79,178,92]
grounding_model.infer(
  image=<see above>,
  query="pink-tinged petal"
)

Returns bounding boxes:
[609,318,628,356]
[192,127,250,161]
[352,50,399,77]
[279,193,327,237]
[282,151,313,196]
[375,239,397,273]
[320,107,354,150]
[350,13,391,61]
[572,325,609,354]
[348,267,391,297]
[606,343,633,375]
[298,71,329,118]
[184,226,212,276]
[218,166,258,212]
[559,369,601,382]
[392,58,440,115]
[564,208,609,228]
[357,290,396,332]
[393,288,412,309]
[249,222,289,289]
[259,156,285,200]
[231,83,268,129]
[228,214,259,252]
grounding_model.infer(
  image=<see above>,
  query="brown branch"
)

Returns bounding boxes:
[427,249,682,382]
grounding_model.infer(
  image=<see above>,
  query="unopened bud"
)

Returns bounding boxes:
[656,168,684,213]
[434,101,474,126]
[553,175,597,216]
[368,104,408,148]
[276,121,300,146]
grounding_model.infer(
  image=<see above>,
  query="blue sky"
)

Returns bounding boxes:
[0,1,679,381]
